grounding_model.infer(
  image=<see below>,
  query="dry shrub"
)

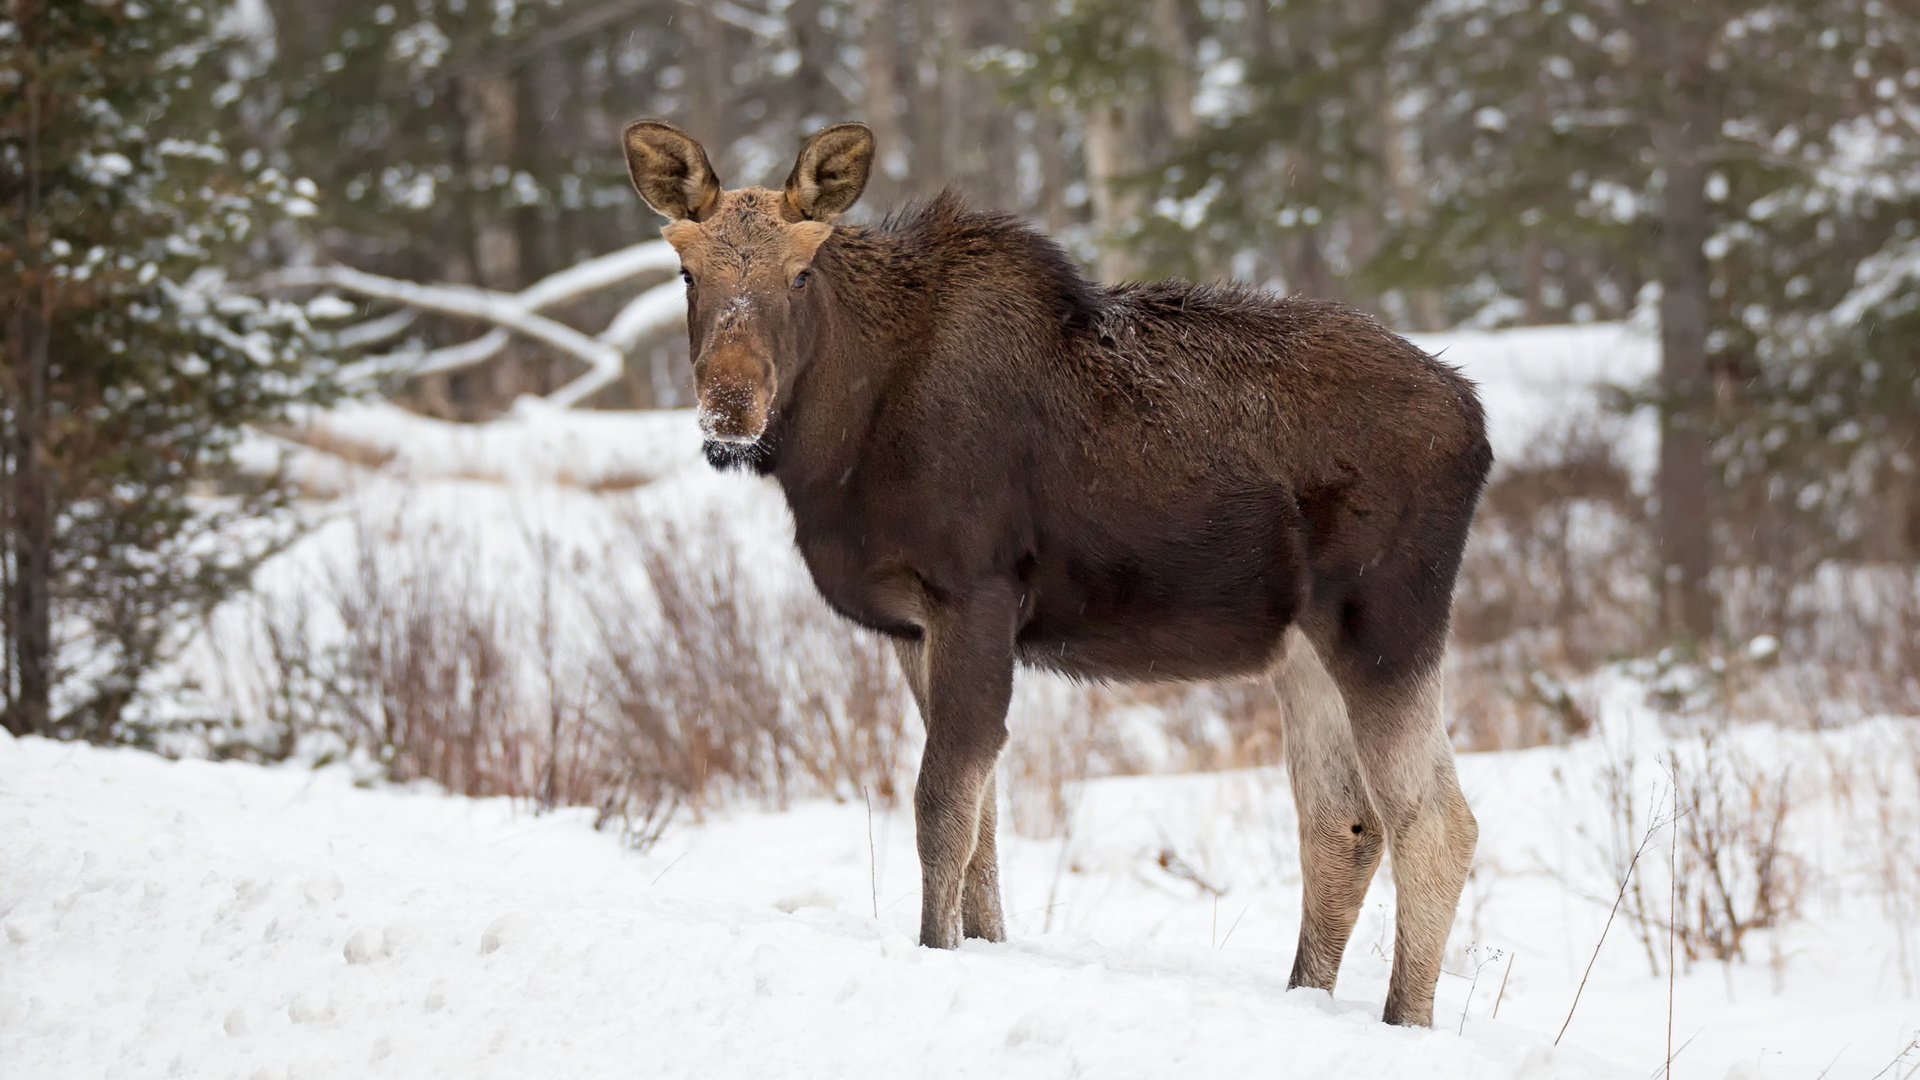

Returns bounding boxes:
[1720,565,1920,725]
[1575,734,1806,977]
[1002,684,1107,839]
[227,499,910,846]
[1440,415,1918,750]
[326,515,535,797]
[1665,735,1803,965]
[998,677,1283,840]
[1454,421,1650,660]
[1448,420,1651,749]
[1824,723,1920,995]
[583,509,912,814]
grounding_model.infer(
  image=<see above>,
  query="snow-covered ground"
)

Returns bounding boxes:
[5,709,1918,1079]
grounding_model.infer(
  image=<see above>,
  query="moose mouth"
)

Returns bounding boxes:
[701,434,775,475]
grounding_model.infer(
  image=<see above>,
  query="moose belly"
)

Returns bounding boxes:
[1015,527,1306,683]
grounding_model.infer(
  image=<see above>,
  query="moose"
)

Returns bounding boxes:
[621,119,1492,1028]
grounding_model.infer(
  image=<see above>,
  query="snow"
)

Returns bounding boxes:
[5,714,1917,1079]
[263,398,704,491]
[1413,322,1658,482]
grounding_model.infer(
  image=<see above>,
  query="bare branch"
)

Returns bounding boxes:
[278,239,684,407]
[284,265,628,407]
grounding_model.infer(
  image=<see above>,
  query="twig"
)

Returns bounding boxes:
[1492,950,1516,1020]
[1458,945,1502,1036]
[1557,790,1673,1046]
[1666,770,1679,1080]
[1041,755,1089,934]
[650,847,691,885]
[1647,1030,1702,1078]
[1866,1038,1920,1080]
[1809,1043,1846,1080]
[1218,903,1251,950]
[864,786,879,920]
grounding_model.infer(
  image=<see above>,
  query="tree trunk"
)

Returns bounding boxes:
[858,0,904,206]
[1033,103,1074,232]
[905,0,948,181]
[4,6,53,736]
[457,58,524,411]
[683,8,733,169]
[459,63,521,291]
[1652,116,1716,644]
[937,0,1009,207]
[1152,0,1198,143]
[788,0,837,129]
[3,298,53,739]
[1249,0,1337,299]
[1521,233,1547,323]
[1374,69,1443,329]
[1084,100,1149,281]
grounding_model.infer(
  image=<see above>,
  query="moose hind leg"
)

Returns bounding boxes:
[961,773,1006,941]
[1340,662,1476,1028]
[1275,629,1384,993]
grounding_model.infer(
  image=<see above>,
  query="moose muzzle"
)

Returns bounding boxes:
[694,347,774,445]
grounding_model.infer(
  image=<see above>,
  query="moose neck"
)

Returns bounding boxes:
[760,229,922,496]
[765,194,1101,499]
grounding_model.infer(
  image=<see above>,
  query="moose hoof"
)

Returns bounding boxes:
[919,921,963,950]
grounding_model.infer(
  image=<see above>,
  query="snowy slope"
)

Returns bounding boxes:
[6,717,1918,1080]
[0,733,1614,1080]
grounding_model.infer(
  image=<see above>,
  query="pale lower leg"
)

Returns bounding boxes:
[961,774,1006,941]
[1349,670,1477,1027]
[1277,630,1384,991]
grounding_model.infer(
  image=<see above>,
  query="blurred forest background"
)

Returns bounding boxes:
[4,0,1919,751]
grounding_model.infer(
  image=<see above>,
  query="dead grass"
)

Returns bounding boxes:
[325,515,535,798]
[1571,733,1806,979]
[1446,413,1920,750]
[583,508,912,814]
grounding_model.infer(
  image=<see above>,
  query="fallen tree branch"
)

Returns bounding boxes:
[274,239,686,408]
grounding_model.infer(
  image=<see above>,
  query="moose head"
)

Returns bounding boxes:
[621,120,874,451]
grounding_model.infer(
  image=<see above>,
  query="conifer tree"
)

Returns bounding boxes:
[3,0,336,740]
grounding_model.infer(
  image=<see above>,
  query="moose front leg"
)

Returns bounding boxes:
[901,589,1015,949]
[960,772,1006,941]
[894,638,1009,943]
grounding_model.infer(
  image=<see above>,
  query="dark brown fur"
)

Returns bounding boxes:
[624,121,1492,1027]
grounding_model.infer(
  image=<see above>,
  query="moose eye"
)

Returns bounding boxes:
[791,268,812,291]
[679,268,694,287]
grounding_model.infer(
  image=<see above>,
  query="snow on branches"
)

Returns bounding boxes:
[279,240,683,408]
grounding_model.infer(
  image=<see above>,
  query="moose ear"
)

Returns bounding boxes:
[783,123,874,222]
[623,120,723,222]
